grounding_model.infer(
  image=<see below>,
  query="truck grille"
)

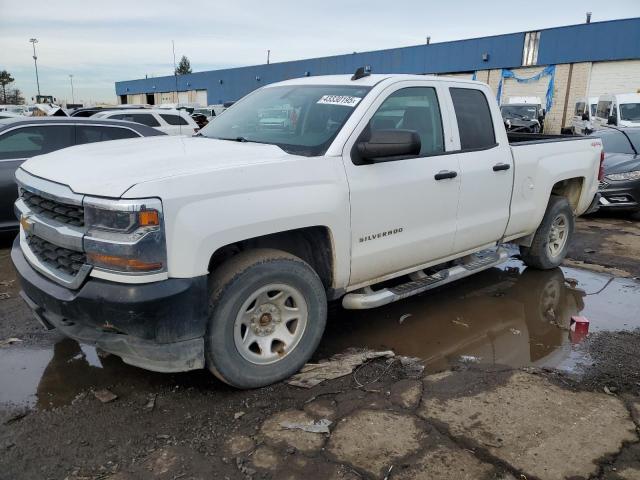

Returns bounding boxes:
[598,181,609,190]
[21,190,84,227]
[26,235,87,276]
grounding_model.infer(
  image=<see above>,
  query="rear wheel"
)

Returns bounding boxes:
[520,196,575,270]
[205,249,327,389]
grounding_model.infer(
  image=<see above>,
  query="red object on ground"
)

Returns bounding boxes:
[570,316,590,343]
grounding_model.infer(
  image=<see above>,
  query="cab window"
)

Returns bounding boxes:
[368,87,444,156]
[450,88,496,150]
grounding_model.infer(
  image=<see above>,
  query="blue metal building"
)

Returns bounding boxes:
[115,17,640,105]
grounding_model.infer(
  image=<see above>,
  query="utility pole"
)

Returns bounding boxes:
[267,49,270,65]
[29,38,41,97]
[69,75,75,104]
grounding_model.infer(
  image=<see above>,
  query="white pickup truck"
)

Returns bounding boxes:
[12,71,603,388]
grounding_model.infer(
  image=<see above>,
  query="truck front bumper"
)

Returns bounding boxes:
[12,237,209,373]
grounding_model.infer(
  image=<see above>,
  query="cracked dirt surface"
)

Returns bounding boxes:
[1,217,640,479]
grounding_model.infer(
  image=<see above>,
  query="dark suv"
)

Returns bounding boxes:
[0,117,164,231]
[589,126,640,214]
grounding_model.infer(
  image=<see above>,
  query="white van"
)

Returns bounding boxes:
[570,97,598,134]
[594,93,640,129]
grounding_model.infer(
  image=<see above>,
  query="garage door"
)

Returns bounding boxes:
[178,91,189,104]
[195,90,207,106]
[499,66,549,105]
[589,60,640,97]
[128,94,145,105]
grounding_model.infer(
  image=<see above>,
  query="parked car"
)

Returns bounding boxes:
[190,113,209,129]
[594,93,640,129]
[588,126,640,213]
[92,108,199,136]
[0,117,164,231]
[501,103,542,133]
[506,96,546,130]
[70,105,149,117]
[12,72,602,388]
[569,97,598,134]
[0,112,25,120]
[0,105,30,116]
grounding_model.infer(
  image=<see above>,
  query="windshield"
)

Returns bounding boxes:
[620,103,640,122]
[199,85,371,156]
[500,105,538,120]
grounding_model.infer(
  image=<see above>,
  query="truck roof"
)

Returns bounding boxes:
[267,73,483,88]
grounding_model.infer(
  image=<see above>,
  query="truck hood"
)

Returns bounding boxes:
[20,136,290,197]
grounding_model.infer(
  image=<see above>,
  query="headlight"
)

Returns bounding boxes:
[605,170,640,181]
[83,197,166,274]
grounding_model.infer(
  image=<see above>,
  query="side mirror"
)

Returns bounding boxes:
[355,129,421,163]
[608,115,616,125]
[582,113,589,121]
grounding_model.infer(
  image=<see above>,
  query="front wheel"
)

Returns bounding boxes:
[520,196,575,270]
[205,249,327,389]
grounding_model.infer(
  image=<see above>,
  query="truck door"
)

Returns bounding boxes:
[444,86,513,253]
[342,82,461,286]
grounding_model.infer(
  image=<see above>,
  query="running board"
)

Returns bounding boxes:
[342,247,510,310]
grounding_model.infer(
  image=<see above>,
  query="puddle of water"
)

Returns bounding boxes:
[0,260,638,411]
[320,260,640,373]
[0,337,173,411]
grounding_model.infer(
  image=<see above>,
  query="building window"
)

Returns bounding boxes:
[522,31,540,66]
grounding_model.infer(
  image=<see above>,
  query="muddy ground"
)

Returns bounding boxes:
[1,214,639,480]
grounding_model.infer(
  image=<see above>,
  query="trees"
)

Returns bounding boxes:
[175,56,192,75]
[0,70,15,104]
[6,89,25,105]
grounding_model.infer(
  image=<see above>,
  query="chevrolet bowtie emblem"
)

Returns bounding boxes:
[20,214,34,233]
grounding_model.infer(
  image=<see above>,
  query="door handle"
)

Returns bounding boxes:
[493,163,511,172]
[434,170,458,180]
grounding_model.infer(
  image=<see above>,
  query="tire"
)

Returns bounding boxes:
[205,248,327,389]
[520,196,575,270]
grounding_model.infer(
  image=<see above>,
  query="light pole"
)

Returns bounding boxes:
[29,38,41,97]
[69,75,75,105]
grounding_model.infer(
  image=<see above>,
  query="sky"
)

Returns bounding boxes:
[1,0,639,104]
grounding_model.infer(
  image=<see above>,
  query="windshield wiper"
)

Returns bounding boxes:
[215,136,253,143]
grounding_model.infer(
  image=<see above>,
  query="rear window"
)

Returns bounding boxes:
[160,114,189,126]
[111,113,160,127]
[76,126,141,144]
[450,88,496,150]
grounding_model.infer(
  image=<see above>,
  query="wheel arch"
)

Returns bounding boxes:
[550,177,584,211]
[207,226,338,297]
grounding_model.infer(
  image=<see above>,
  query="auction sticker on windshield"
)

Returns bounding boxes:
[317,95,362,107]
